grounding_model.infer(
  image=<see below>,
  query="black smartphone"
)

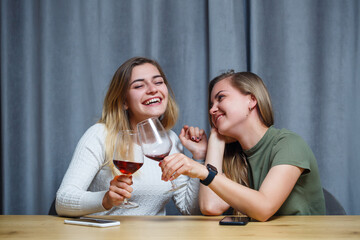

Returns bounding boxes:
[219,216,250,226]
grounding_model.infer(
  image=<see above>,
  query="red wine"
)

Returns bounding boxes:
[145,152,170,162]
[113,160,143,174]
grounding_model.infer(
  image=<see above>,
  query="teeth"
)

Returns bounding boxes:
[144,98,160,105]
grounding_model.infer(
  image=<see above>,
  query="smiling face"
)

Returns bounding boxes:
[125,63,169,129]
[209,77,254,136]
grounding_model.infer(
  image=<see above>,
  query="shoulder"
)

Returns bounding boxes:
[269,127,315,171]
[168,129,180,142]
[271,127,308,149]
[77,123,107,148]
[84,123,106,136]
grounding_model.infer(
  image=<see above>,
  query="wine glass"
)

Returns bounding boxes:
[113,130,144,208]
[137,117,186,192]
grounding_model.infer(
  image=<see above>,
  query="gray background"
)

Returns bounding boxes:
[1,0,359,215]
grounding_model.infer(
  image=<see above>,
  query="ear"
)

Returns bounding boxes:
[124,101,129,110]
[249,94,257,110]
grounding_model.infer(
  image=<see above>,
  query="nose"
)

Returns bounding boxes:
[146,83,158,94]
[209,103,217,115]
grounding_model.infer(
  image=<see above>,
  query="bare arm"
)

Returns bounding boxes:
[199,128,231,215]
[161,128,304,221]
[206,164,303,221]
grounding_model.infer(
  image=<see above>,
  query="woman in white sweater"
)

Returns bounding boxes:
[56,57,207,217]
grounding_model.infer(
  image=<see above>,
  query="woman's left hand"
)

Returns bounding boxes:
[160,153,207,181]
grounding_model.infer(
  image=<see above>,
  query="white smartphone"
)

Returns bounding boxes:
[64,217,120,228]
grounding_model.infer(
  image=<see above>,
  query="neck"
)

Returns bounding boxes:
[232,116,269,151]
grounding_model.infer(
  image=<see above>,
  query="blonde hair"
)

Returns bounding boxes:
[98,57,179,174]
[208,71,274,213]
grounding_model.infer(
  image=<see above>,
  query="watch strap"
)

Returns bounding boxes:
[200,164,218,186]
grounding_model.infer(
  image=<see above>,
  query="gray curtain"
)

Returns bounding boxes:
[1,0,359,215]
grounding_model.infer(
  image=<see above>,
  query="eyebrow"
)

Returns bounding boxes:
[214,90,225,100]
[130,75,163,86]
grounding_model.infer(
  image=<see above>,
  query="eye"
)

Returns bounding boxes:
[217,94,225,101]
[154,79,164,85]
[133,84,144,89]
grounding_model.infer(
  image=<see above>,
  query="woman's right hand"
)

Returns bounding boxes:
[209,127,236,144]
[102,175,133,210]
[179,125,208,160]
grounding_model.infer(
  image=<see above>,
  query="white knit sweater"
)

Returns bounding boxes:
[56,123,202,217]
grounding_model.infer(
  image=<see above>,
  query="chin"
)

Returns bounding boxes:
[146,111,165,119]
[217,126,230,137]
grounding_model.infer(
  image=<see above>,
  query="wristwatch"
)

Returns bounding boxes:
[200,164,218,186]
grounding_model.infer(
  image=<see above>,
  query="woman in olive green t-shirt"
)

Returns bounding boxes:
[160,71,325,221]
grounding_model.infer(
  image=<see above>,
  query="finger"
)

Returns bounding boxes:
[108,190,125,203]
[179,128,189,143]
[188,126,197,141]
[116,175,133,185]
[163,153,179,163]
[183,126,191,140]
[199,129,205,140]
[163,155,186,181]
[167,160,186,181]
[194,127,200,142]
[109,185,133,199]
[111,180,134,192]
[169,169,182,181]
[161,155,181,181]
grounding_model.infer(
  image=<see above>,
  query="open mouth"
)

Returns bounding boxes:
[143,97,161,105]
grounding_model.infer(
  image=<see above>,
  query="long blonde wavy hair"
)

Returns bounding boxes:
[208,71,274,188]
[98,57,179,174]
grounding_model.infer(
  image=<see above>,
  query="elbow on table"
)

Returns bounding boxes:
[200,203,225,216]
[254,213,272,222]
[250,206,276,222]
[55,198,82,218]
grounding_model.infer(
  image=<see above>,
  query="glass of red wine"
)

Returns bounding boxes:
[137,117,186,192]
[113,130,144,208]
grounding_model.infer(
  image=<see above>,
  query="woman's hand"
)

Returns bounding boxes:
[179,125,208,160]
[102,175,133,210]
[160,153,208,181]
[209,127,236,144]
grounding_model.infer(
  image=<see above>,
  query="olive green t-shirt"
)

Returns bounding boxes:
[244,126,326,215]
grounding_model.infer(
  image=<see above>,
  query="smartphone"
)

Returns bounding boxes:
[64,217,120,228]
[219,216,250,226]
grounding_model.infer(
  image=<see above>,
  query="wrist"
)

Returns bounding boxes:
[200,164,218,186]
[199,165,209,180]
[102,192,112,210]
[192,150,206,160]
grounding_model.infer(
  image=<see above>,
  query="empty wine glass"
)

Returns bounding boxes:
[113,130,144,208]
[137,117,186,192]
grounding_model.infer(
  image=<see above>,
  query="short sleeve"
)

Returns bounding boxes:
[270,133,313,174]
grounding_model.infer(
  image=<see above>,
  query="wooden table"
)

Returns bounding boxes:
[0,215,359,239]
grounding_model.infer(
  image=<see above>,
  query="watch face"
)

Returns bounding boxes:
[207,164,218,173]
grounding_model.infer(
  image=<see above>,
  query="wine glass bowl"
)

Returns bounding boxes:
[137,118,172,161]
[113,130,144,208]
[137,117,186,192]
